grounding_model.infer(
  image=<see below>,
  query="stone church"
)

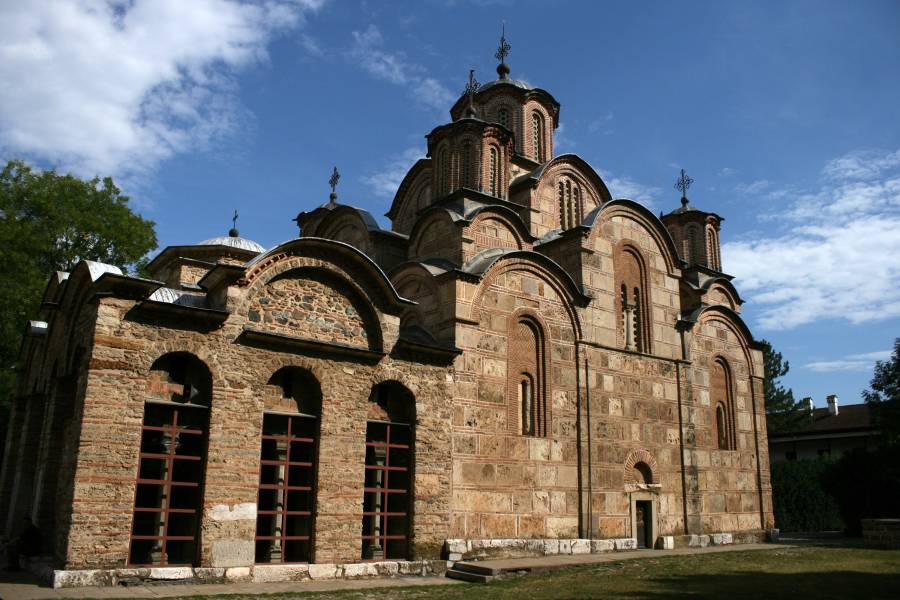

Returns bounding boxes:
[0,37,774,586]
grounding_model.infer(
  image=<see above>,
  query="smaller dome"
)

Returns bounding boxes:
[197,235,265,253]
[476,78,531,93]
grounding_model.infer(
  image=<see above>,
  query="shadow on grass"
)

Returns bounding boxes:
[612,569,900,600]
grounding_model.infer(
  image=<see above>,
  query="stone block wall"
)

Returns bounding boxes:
[450,257,580,540]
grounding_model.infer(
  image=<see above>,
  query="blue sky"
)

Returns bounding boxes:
[2,0,899,408]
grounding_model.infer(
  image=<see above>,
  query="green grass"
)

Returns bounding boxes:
[119,545,900,600]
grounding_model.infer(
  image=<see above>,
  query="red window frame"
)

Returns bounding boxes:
[255,412,318,563]
[361,420,411,560]
[128,402,207,567]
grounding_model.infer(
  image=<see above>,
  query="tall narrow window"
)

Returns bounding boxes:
[573,186,583,224]
[439,149,448,195]
[716,404,728,450]
[711,358,735,451]
[488,147,499,196]
[622,285,637,351]
[558,181,566,227]
[129,353,211,567]
[462,142,472,188]
[255,368,321,564]
[508,317,548,436]
[520,375,535,436]
[361,382,414,561]
[497,107,509,129]
[614,244,652,354]
[532,112,544,162]
[684,225,697,264]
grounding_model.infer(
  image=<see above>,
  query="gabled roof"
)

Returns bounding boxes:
[770,404,875,438]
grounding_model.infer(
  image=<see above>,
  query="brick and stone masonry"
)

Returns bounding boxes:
[0,45,774,587]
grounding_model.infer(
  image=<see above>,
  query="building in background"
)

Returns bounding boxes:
[0,36,775,586]
[769,395,880,462]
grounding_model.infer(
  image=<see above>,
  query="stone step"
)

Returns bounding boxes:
[446,568,495,583]
[451,561,504,576]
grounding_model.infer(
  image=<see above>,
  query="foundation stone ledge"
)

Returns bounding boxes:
[48,560,450,588]
[672,530,767,549]
[444,538,640,560]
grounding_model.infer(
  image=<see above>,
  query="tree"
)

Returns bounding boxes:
[863,337,900,446]
[759,338,807,435]
[0,159,157,456]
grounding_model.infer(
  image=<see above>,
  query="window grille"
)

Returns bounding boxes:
[129,402,208,566]
[255,413,317,563]
[532,113,543,162]
[361,420,411,560]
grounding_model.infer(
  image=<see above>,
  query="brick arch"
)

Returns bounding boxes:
[257,354,331,389]
[464,209,529,252]
[368,368,422,399]
[711,354,738,451]
[244,263,384,353]
[239,239,409,315]
[139,342,225,387]
[468,255,584,340]
[586,200,682,276]
[693,307,755,378]
[624,448,659,485]
[614,240,653,353]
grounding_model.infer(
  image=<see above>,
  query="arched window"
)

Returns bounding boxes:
[497,107,509,129]
[633,461,653,485]
[508,316,548,436]
[558,177,584,229]
[706,225,721,270]
[614,244,652,353]
[488,146,499,197]
[255,367,322,564]
[711,358,736,451]
[361,382,415,560]
[129,353,211,567]
[532,112,544,162]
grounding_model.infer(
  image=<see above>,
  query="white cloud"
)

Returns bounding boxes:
[554,123,576,153]
[822,149,900,181]
[0,0,323,186]
[587,112,614,135]
[734,179,771,194]
[719,167,737,177]
[362,147,424,199]
[724,148,900,330]
[348,24,453,112]
[599,169,661,209]
[805,350,892,372]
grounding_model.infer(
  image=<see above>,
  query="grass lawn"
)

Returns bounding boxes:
[167,544,900,600]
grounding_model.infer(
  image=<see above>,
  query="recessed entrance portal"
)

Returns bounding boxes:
[636,500,652,549]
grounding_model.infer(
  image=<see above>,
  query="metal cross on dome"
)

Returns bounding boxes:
[232,209,238,229]
[495,22,511,64]
[329,166,340,195]
[675,169,694,198]
[464,69,480,97]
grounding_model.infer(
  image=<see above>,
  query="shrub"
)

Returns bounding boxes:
[771,458,844,532]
